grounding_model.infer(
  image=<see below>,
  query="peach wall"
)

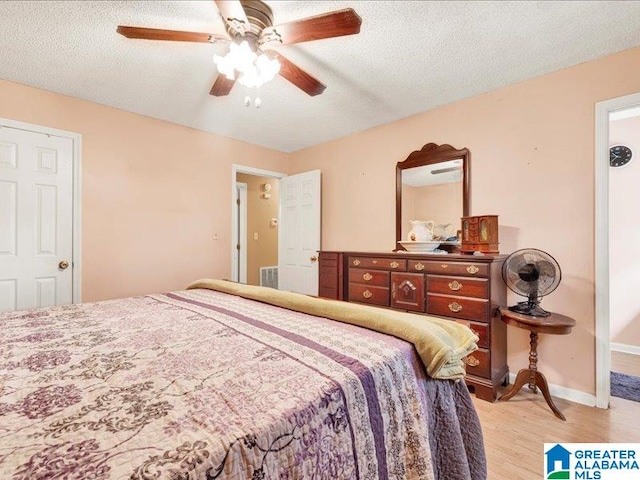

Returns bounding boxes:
[236,173,279,286]
[609,116,640,349]
[0,79,289,302]
[290,47,640,397]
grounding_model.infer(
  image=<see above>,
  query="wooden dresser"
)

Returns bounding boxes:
[318,251,508,402]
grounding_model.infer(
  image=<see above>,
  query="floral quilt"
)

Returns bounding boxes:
[0,288,485,479]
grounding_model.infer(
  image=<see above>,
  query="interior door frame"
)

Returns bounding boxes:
[594,91,640,409]
[231,164,286,283]
[0,116,82,304]
[236,182,248,283]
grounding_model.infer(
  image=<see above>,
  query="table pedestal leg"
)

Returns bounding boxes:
[527,331,538,393]
[498,368,531,401]
[498,330,566,421]
[534,370,566,421]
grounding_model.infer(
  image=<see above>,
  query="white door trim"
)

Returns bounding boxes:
[231,164,286,282]
[236,182,248,283]
[594,91,640,409]
[0,117,82,304]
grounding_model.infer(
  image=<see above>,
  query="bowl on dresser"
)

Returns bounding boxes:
[398,240,441,252]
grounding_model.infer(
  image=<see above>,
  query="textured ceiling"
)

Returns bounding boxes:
[1,1,640,152]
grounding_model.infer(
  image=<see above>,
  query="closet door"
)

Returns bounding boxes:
[0,127,74,311]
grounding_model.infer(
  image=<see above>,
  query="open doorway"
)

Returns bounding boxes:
[231,165,286,286]
[608,107,640,403]
[236,173,279,286]
[595,92,640,408]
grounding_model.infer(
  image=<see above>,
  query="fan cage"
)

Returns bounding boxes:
[501,248,562,317]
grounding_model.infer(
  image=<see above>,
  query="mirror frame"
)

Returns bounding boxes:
[395,143,470,249]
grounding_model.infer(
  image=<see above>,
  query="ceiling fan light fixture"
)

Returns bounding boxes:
[256,53,280,80]
[238,54,279,88]
[213,54,236,80]
[118,3,361,99]
[213,40,280,89]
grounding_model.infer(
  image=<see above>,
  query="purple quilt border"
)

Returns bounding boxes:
[164,291,389,480]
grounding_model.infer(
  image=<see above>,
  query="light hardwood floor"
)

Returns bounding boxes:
[611,350,640,376]
[473,387,640,479]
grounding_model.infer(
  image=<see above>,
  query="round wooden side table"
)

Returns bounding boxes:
[497,307,576,421]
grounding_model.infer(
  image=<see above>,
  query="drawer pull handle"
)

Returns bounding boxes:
[448,280,463,291]
[448,302,463,313]
[363,290,373,299]
[363,272,373,281]
[390,261,399,269]
[372,260,378,264]
[415,262,425,271]
[466,265,479,274]
[392,282,396,299]
[353,259,361,266]
[441,264,449,269]
[466,356,480,367]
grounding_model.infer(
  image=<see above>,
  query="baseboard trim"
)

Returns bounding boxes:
[508,373,597,408]
[611,343,640,356]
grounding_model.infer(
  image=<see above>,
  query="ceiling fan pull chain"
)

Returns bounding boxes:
[255,86,262,108]
[244,85,251,108]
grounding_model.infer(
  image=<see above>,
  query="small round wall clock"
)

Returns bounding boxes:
[609,145,633,168]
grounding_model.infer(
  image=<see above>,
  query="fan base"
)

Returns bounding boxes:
[508,302,550,317]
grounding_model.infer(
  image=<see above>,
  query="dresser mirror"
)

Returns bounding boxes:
[396,143,470,249]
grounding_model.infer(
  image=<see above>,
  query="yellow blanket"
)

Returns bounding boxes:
[187,279,478,381]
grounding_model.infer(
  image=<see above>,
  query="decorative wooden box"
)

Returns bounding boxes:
[461,215,499,254]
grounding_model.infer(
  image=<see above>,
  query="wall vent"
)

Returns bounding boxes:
[259,266,278,289]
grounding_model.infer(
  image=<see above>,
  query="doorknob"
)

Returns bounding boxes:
[59,260,69,270]
[309,256,318,263]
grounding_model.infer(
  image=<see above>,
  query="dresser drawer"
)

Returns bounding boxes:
[455,320,489,349]
[426,293,490,322]
[348,257,407,271]
[319,287,337,298]
[319,253,339,269]
[464,348,490,378]
[427,275,489,299]
[319,258,338,268]
[391,272,425,312]
[348,284,389,306]
[412,261,489,277]
[349,268,390,287]
[319,272,339,289]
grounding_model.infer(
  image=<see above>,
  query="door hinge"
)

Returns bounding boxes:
[236,244,241,250]
[236,198,241,205]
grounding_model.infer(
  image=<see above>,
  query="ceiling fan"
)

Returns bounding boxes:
[117,0,362,98]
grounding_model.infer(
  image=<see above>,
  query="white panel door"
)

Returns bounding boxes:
[278,170,321,295]
[0,127,74,312]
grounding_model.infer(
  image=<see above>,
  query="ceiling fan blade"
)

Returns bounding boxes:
[214,0,249,35]
[117,26,227,44]
[210,74,236,96]
[265,51,326,96]
[263,8,361,46]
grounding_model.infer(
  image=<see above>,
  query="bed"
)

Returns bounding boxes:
[0,279,486,479]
